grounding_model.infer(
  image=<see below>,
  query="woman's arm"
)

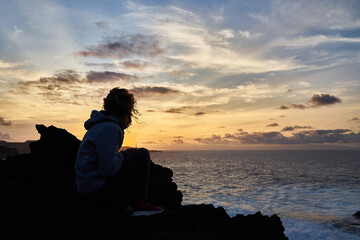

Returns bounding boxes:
[94,124,124,179]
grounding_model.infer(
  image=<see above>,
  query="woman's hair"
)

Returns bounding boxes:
[103,88,138,129]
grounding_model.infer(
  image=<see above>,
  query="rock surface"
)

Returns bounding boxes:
[0,124,288,239]
[354,211,360,219]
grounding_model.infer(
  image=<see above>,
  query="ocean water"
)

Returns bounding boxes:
[151,150,360,240]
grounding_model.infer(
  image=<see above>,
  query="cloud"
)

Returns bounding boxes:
[0,131,10,140]
[194,112,206,116]
[278,93,341,110]
[290,104,307,109]
[86,71,138,82]
[281,126,313,132]
[17,69,81,93]
[266,123,279,127]
[173,136,183,139]
[172,139,185,144]
[298,81,311,87]
[85,62,119,69]
[170,70,195,79]
[131,86,182,98]
[94,21,109,29]
[75,34,165,59]
[194,134,230,144]
[120,60,151,70]
[165,106,192,114]
[195,129,360,145]
[278,105,290,110]
[13,26,23,38]
[0,117,13,127]
[351,117,359,121]
[309,94,341,106]
[124,2,303,74]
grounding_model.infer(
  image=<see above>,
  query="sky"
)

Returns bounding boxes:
[0,0,360,150]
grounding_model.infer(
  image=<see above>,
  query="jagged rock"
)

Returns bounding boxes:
[354,211,360,219]
[0,124,288,239]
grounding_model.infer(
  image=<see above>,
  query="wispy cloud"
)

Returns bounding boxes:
[0,117,13,127]
[0,131,10,140]
[124,2,303,74]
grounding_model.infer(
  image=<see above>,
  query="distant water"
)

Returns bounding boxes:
[151,150,360,240]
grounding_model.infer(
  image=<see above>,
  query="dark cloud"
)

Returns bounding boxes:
[310,94,341,106]
[86,71,138,82]
[218,126,225,128]
[278,93,341,110]
[15,69,139,104]
[16,70,80,105]
[0,131,10,140]
[278,105,290,110]
[147,109,156,112]
[0,117,13,127]
[281,125,313,131]
[350,117,359,121]
[195,129,360,145]
[131,86,182,98]
[173,136,183,139]
[194,112,206,116]
[194,134,230,144]
[75,34,165,59]
[287,89,293,92]
[17,69,81,95]
[266,123,279,127]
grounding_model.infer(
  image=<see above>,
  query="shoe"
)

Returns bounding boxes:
[131,202,164,217]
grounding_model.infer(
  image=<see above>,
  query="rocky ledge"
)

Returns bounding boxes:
[0,125,288,239]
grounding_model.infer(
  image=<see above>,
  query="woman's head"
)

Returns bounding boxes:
[103,88,137,129]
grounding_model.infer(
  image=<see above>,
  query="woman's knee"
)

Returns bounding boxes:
[136,148,150,163]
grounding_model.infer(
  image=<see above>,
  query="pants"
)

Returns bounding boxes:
[100,148,151,202]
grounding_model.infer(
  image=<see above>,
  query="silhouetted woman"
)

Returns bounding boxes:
[75,87,164,216]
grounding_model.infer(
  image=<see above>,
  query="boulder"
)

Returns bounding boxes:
[0,124,288,239]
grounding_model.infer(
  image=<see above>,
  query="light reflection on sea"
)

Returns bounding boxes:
[151,150,360,239]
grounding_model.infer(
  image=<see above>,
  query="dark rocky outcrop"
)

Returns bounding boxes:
[0,124,288,239]
[354,211,360,220]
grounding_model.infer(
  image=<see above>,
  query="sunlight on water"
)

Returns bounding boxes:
[151,150,360,240]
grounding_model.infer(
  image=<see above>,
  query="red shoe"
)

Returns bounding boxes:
[132,202,164,217]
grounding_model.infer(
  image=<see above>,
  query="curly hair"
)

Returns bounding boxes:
[103,88,138,129]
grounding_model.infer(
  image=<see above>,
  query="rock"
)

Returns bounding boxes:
[0,124,288,239]
[354,211,360,219]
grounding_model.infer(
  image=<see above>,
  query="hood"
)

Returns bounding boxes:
[84,110,121,130]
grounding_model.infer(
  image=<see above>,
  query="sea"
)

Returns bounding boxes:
[151,150,360,240]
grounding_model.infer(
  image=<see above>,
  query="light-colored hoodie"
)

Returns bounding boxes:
[75,110,124,193]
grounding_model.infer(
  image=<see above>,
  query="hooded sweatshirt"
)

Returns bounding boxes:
[75,110,125,193]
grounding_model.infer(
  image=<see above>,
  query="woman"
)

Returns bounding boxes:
[75,87,164,216]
